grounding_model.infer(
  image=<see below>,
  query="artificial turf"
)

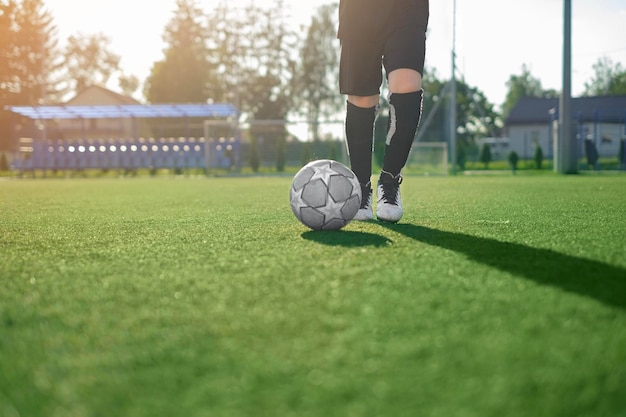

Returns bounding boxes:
[1,174,625,417]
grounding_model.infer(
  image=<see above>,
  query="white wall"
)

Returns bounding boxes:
[507,124,552,159]
[508,122,625,159]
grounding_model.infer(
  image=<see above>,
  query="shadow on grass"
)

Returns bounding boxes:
[380,223,626,310]
[301,230,392,248]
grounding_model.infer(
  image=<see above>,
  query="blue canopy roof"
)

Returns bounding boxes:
[6,103,239,120]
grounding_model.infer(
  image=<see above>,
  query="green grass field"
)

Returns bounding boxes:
[1,174,626,417]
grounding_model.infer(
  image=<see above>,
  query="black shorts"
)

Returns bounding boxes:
[339,24,427,96]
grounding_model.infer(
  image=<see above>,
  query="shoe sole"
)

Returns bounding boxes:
[376,205,402,223]
[377,215,401,223]
[353,210,373,221]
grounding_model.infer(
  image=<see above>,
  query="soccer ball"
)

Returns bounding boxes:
[290,159,362,230]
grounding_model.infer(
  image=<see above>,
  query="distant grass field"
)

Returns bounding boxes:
[1,174,626,417]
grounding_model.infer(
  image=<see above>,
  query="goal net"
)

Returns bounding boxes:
[404,142,449,175]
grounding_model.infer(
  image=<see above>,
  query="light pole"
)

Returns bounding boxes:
[449,0,457,175]
[557,0,577,173]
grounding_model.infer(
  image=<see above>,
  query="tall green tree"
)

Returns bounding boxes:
[144,0,212,104]
[204,0,297,149]
[418,67,448,143]
[455,78,500,166]
[144,0,216,137]
[118,73,139,98]
[294,3,341,142]
[205,1,297,119]
[420,68,500,143]
[583,56,626,96]
[534,145,544,169]
[418,68,500,164]
[63,32,120,94]
[455,80,501,141]
[480,142,492,169]
[502,64,556,118]
[0,0,63,150]
[203,2,244,106]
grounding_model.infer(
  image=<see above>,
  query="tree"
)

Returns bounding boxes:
[455,80,501,141]
[451,75,501,171]
[294,3,342,142]
[0,0,64,150]
[63,32,120,94]
[395,66,500,172]
[144,0,212,104]
[503,64,556,118]
[508,150,519,174]
[143,0,215,137]
[534,145,544,169]
[1,0,63,103]
[480,143,492,169]
[205,1,297,120]
[456,140,468,171]
[419,67,448,143]
[118,73,139,98]
[203,0,298,154]
[583,56,626,96]
[419,67,501,145]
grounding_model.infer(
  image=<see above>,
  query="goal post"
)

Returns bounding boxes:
[203,119,240,172]
[404,142,449,175]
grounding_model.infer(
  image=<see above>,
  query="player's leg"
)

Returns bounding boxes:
[376,69,423,220]
[376,23,427,223]
[340,39,385,221]
[345,95,378,221]
[383,69,423,175]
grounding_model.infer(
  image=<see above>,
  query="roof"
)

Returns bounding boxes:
[5,103,239,120]
[506,95,626,125]
[65,85,141,106]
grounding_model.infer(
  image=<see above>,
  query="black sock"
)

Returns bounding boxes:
[382,90,423,177]
[345,101,377,186]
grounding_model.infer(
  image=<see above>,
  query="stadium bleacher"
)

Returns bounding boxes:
[13,136,240,173]
[7,103,241,174]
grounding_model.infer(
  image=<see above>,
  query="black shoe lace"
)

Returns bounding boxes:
[380,175,402,205]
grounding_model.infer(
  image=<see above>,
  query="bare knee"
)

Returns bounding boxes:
[347,95,379,108]
[388,69,422,94]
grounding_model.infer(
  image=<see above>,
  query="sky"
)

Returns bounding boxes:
[44,0,626,108]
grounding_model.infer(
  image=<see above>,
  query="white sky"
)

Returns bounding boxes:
[44,0,626,108]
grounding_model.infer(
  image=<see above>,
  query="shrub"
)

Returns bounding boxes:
[619,139,625,168]
[508,151,519,174]
[456,140,467,171]
[479,143,492,169]
[534,145,544,169]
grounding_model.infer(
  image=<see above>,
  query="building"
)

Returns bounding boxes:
[505,95,626,159]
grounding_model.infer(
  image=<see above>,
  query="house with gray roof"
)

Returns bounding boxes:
[505,95,626,159]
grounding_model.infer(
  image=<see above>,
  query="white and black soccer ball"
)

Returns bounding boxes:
[290,159,362,231]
